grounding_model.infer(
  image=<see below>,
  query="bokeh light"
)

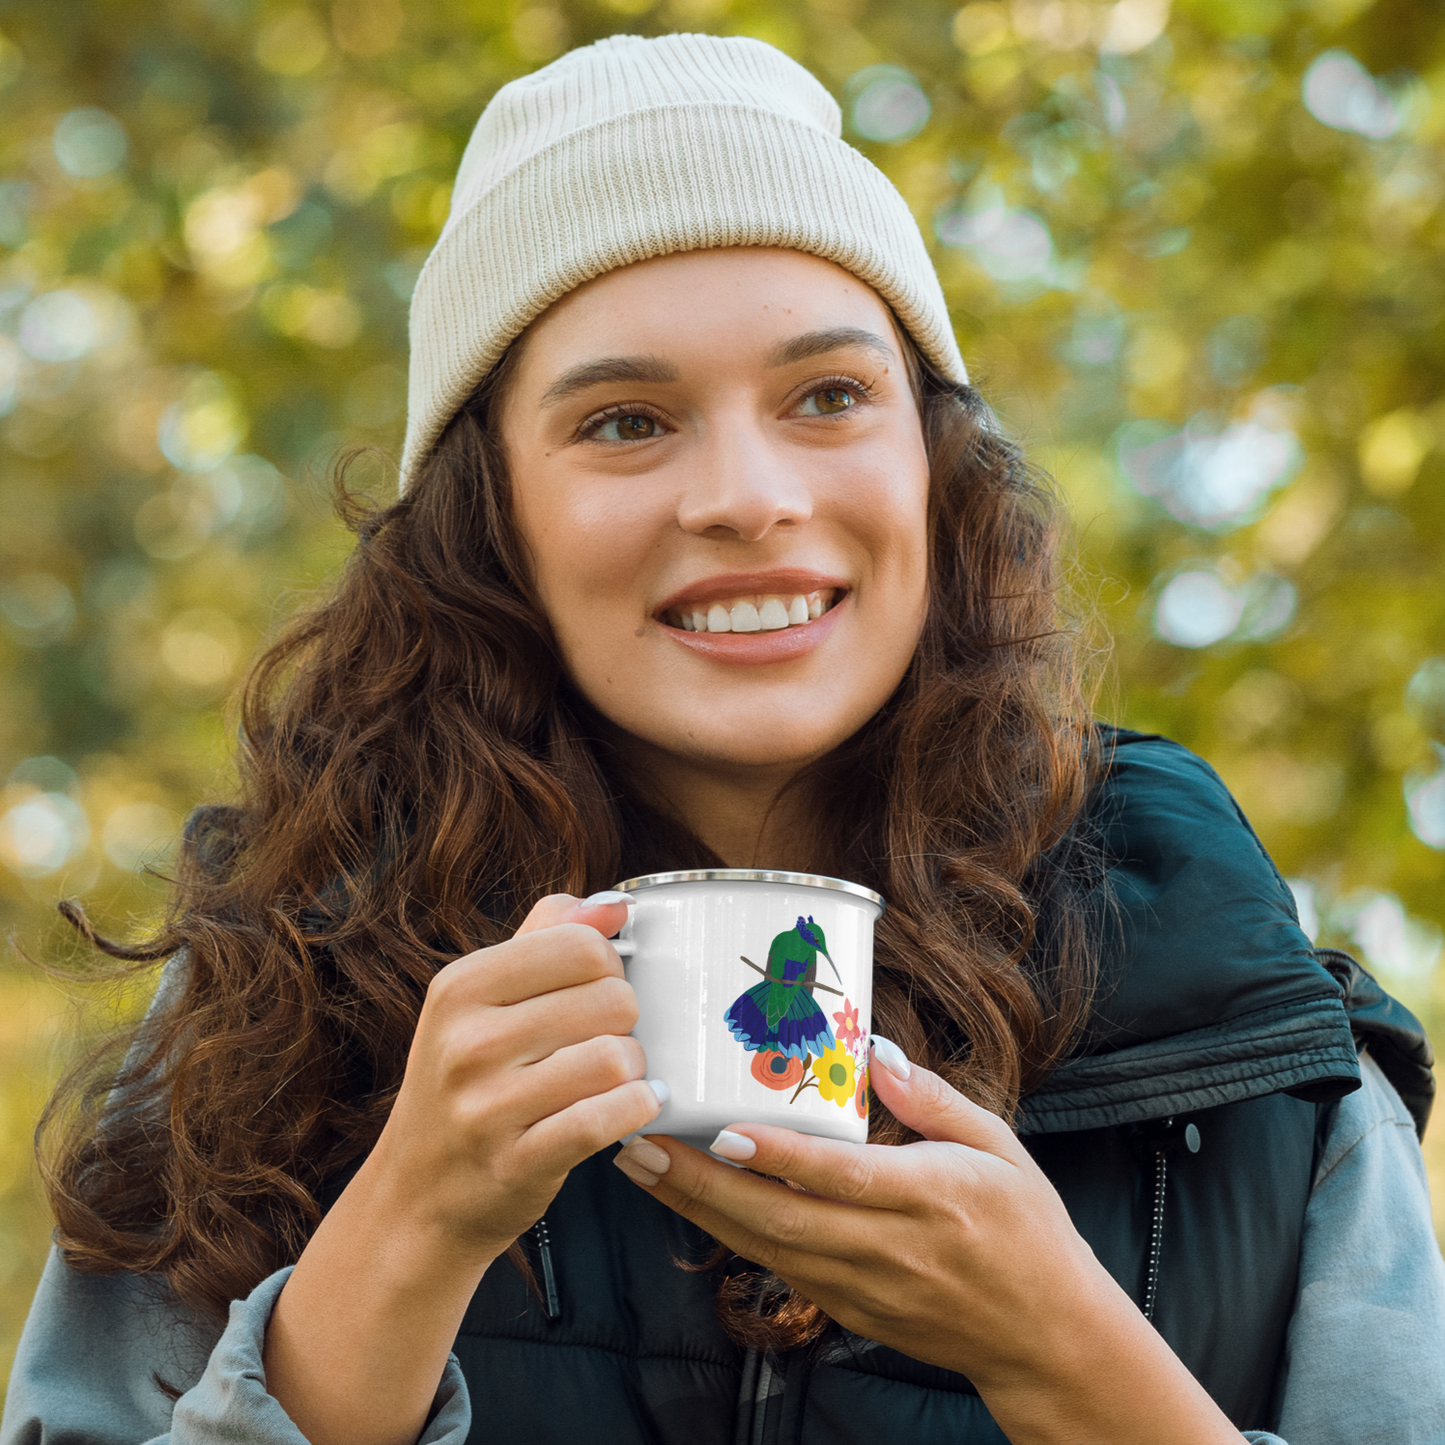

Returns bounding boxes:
[1302,50,1405,140]
[0,573,76,647]
[1119,402,1301,531]
[157,373,248,473]
[1286,879,1319,941]
[18,290,97,363]
[846,66,930,143]
[1335,890,1444,979]
[1406,749,1445,851]
[1153,569,1242,648]
[51,108,127,178]
[0,793,89,877]
[1405,659,1445,737]
[937,184,1060,285]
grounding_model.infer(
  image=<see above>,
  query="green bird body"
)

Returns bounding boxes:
[763,919,830,1026]
[725,915,843,1060]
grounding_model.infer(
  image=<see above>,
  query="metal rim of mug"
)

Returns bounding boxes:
[613,869,885,915]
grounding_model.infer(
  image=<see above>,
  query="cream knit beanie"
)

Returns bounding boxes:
[400,32,967,490]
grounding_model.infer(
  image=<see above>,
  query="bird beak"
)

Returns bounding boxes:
[822,950,843,984]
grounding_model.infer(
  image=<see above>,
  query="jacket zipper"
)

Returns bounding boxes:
[1135,1115,1201,1323]
[1143,1147,1167,1322]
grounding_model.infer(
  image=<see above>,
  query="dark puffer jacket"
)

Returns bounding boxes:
[448,731,1434,1444]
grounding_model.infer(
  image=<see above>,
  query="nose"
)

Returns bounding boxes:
[675,425,814,542]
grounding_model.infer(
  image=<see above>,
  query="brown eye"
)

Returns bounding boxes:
[598,413,659,441]
[799,387,856,416]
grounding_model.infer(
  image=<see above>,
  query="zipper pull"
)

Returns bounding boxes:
[533,1217,560,1321]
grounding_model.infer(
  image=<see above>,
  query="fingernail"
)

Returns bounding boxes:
[582,890,632,907]
[647,1079,671,1105]
[870,1035,912,1081]
[709,1129,757,1163]
[621,1138,671,1174]
[613,1154,659,1188]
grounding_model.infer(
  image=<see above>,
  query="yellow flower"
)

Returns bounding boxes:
[811,1038,855,1107]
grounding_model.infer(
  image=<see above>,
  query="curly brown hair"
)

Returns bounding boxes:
[40,339,1102,1354]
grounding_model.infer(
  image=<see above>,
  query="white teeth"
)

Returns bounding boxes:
[758,597,790,631]
[672,589,835,633]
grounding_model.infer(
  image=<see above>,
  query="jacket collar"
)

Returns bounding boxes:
[1018,730,1359,1135]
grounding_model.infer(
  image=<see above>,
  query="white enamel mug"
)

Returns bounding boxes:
[612,869,884,1150]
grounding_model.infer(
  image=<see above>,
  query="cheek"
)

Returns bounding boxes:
[864,468,931,683]
[845,444,930,613]
[515,484,656,636]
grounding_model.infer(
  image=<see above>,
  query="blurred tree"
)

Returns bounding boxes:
[1,0,1442,1383]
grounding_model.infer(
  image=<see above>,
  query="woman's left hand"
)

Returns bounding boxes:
[613,1042,1241,1445]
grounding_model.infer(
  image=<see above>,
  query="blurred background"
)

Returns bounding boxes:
[1,0,1442,1385]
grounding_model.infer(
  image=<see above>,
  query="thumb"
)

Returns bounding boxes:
[514,890,632,942]
[868,1037,1022,1160]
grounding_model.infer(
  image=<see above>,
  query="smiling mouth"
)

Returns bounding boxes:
[662,589,840,634]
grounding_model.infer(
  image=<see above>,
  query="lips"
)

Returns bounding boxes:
[654,571,849,665]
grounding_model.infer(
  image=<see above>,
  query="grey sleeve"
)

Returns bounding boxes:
[1260,1052,1445,1445]
[1,1253,471,1445]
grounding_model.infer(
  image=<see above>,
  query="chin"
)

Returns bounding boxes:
[662,715,858,771]
[590,676,901,778]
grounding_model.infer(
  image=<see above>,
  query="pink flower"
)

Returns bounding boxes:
[833,998,862,1053]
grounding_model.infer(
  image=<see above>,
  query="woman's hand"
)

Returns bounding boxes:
[264,891,664,1445]
[614,1041,1240,1445]
[368,891,665,1264]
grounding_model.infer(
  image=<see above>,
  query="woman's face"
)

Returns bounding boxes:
[502,247,930,780]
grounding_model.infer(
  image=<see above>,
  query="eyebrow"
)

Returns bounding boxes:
[540,355,679,406]
[765,327,897,368]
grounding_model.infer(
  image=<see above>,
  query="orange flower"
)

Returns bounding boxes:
[854,1068,869,1119]
[751,1050,804,1091]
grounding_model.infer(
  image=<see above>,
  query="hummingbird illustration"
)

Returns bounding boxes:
[725,915,844,1059]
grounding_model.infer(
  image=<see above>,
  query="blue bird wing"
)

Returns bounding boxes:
[772,988,834,1058]
[725,981,775,1053]
[726,976,834,1060]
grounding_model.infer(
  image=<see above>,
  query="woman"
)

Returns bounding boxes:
[5,32,1443,1445]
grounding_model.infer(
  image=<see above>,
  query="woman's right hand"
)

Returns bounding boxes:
[367,891,665,1266]
[263,891,661,1445]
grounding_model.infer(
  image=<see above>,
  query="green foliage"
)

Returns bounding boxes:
[1,0,1442,1383]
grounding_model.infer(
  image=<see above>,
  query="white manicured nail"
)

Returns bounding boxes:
[709,1129,757,1162]
[870,1035,912,1081]
[620,1137,671,1174]
[582,890,632,907]
[648,1079,671,1105]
